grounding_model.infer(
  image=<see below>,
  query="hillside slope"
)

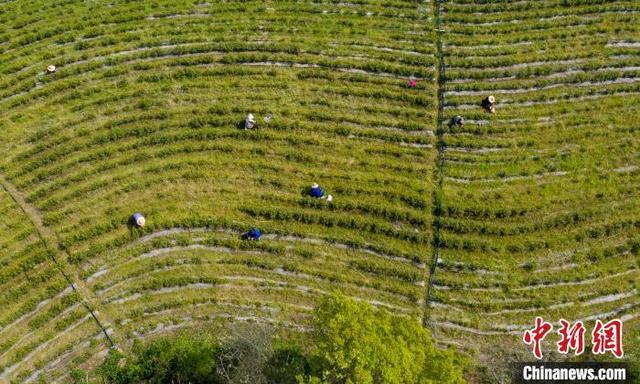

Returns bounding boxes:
[0,0,637,382]
[0,0,438,381]
[430,0,640,372]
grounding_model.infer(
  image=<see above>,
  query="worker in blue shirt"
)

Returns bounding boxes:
[243,227,262,241]
[310,183,333,202]
[310,183,325,198]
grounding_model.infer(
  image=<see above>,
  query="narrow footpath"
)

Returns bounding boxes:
[423,0,447,328]
[0,173,116,347]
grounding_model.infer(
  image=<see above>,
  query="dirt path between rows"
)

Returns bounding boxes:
[423,0,446,329]
[0,173,117,349]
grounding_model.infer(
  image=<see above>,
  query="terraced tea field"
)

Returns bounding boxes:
[429,0,640,370]
[0,0,637,382]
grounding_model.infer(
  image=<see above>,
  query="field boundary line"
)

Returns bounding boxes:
[0,172,116,348]
[423,0,446,329]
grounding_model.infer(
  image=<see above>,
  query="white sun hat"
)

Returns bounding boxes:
[245,113,256,129]
[132,212,145,227]
[47,65,56,73]
[488,95,495,104]
[311,182,319,188]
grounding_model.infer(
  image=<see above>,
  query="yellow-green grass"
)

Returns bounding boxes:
[0,0,638,382]
[427,0,640,378]
[0,186,108,383]
[0,0,440,381]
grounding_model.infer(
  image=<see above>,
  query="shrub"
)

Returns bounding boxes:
[100,334,224,384]
[305,293,467,384]
[263,344,311,384]
[99,296,466,384]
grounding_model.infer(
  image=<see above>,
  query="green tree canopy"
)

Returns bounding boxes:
[100,334,223,384]
[309,293,466,384]
[98,295,466,384]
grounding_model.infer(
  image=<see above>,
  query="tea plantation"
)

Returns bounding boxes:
[0,0,637,382]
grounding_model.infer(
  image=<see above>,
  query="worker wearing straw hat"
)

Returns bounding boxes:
[310,182,333,202]
[244,113,257,129]
[481,95,496,113]
[131,213,145,228]
[450,115,464,127]
[310,183,325,198]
